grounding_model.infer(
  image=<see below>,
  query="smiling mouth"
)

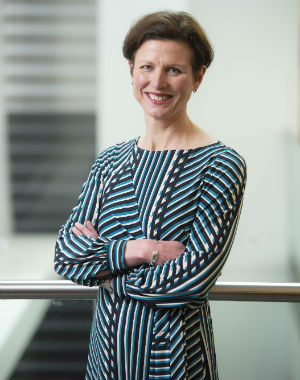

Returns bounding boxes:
[145,92,173,104]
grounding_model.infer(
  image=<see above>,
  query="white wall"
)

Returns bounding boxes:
[188,0,300,284]
[97,1,299,379]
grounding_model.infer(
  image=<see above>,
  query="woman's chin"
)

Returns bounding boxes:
[142,105,173,121]
[145,112,171,122]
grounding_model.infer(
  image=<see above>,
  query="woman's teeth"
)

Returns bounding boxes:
[148,93,170,101]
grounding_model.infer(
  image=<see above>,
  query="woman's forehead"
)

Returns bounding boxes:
[134,39,193,64]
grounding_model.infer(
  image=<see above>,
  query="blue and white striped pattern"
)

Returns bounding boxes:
[55,138,246,380]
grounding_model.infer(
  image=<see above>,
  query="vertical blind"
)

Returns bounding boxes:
[3,0,97,232]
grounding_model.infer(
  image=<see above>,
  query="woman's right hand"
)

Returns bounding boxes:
[124,239,185,267]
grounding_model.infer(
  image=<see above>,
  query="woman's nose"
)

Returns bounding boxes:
[151,69,167,89]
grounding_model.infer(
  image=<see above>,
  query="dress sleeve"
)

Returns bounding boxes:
[111,151,247,306]
[54,157,129,287]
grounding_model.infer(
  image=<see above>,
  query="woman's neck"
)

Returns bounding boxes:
[138,113,216,151]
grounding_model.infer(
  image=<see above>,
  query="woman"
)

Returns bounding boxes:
[55,11,247,380]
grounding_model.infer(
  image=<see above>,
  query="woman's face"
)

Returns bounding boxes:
[130,39,205,123]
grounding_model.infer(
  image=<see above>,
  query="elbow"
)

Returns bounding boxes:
[54,240,70,280]
[53,258,68,281]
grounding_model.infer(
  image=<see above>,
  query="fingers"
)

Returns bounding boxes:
[86,221,98,235]
[73,222,88,235]
[72,226,82,236]
[72,221,98,238]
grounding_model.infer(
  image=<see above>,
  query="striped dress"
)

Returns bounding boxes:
[55,137,247,380]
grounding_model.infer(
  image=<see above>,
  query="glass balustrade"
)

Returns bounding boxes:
[0,299,95,380]
[0,294,299,380]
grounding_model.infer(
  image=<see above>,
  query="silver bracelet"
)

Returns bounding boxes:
[149,239,159,266]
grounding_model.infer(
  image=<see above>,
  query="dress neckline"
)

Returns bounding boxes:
[134,136,223,154]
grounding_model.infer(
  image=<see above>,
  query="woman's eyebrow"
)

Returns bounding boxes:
[135,60,187,68]
[167,63,187,68]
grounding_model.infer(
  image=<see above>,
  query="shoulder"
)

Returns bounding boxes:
[91,138,136,171]
[97,138,136,161]
[203,142,247,199]
[210,142,247,180]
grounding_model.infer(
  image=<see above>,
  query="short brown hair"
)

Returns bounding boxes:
[123,11,214,77]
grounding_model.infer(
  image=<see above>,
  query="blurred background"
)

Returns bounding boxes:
[0,0,299,379]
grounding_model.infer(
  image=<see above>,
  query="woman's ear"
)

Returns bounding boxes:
[194,65,207,90]
[128,60,134,76]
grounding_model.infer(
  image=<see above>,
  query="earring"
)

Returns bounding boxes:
[193,88,197,93]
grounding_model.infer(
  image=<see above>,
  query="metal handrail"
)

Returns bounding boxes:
[0,280,299,302]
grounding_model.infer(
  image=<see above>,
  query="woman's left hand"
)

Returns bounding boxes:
[72,221,99,238]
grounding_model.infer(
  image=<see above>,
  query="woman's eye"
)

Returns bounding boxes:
[168,67,181,74]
